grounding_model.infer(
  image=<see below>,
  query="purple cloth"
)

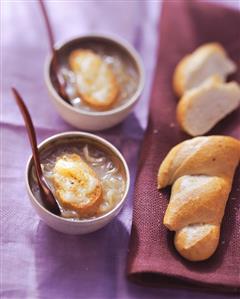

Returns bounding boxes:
[1,1,238,298]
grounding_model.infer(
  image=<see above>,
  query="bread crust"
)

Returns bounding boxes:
[157,136,240,261]
[173,55,190,97]
[69,49,119,109]
[158,136,240,188]
[163,175,230,231]
[52,153,103,217]
[174,225,220,261]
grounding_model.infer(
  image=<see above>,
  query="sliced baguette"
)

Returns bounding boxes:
[176,76,240,136]
[52,153,103,217]
[173,43,237,96]
[69,49,119,109]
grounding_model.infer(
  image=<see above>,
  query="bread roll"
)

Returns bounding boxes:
[173,43,236,96]
[157,136,240,261]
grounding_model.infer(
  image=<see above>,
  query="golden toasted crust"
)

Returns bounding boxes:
[173,43,235,97]
[69,49,119,109]
[157,136,240,261]
[52,153,103,217]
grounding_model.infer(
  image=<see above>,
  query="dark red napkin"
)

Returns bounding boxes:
[127,0,240,293]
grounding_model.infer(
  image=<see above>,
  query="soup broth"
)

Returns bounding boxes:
[30,142,126,220]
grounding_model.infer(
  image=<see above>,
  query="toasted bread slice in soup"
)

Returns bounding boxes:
[173,43,237,96]
[69,49,119,109]
[52,153,103,217]
[177,76,240,136]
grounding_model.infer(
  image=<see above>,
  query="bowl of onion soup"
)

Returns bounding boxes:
[26,132,130,234]
[44,34,144,130]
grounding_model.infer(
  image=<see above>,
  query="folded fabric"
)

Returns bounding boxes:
[127,0,240,292]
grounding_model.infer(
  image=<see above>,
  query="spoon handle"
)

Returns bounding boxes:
[38,0,68,100]
[11,88,43,177]
[38,0,55,53]
[11,88,61,215]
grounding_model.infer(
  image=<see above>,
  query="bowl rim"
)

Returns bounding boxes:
[25,131,130,223]
[44,33,145,116]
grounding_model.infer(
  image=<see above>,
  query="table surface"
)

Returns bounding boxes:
[1,1,239,298]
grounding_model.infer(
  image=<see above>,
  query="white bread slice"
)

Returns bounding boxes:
[69,49,119,109]
[173,43,237,96]
[177,76,240,136]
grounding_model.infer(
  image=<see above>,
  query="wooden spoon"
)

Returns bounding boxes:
[38,0,68,100]
[11,87,61,215]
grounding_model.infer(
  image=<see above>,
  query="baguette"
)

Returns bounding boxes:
[173,43,237,96]
[52,153,103,217]
[157,136,240,261]
[69,49,119,109]
[176,76,240,136]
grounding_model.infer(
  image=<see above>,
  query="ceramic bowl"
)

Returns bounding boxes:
[25,132,130,234]
[44,34,144,131]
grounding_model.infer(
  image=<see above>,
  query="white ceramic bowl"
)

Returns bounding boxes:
[44,34,144,131]
[25,132,130,234]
